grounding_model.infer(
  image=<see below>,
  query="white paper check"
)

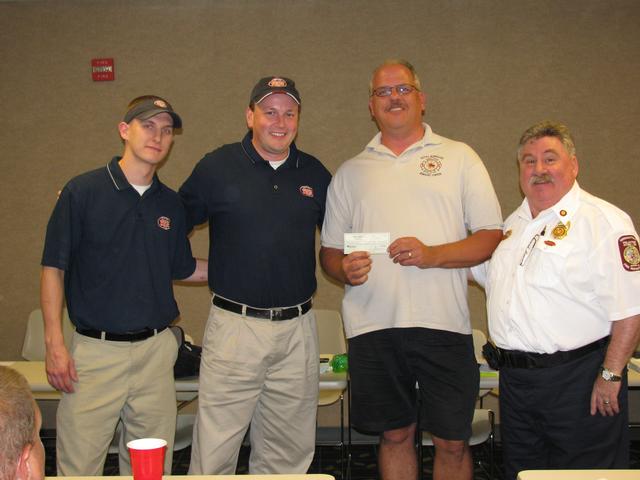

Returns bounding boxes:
[344,232,390,254]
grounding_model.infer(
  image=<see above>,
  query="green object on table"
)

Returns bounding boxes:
[330,353,348,372]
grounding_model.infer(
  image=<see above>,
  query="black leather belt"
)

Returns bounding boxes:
[212,295,312,321]
[76,326,167,342]
[498,336,609,369]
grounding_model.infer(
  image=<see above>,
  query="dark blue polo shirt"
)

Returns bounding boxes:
[179,132,331,308]
[41,157,196,333]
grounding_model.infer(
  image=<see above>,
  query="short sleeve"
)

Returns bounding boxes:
[321,172,352,249]
[462,149,503,232]
[591,226,640,321]
[41,186,80,270]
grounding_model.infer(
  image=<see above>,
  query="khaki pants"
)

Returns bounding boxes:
[56,328,178,476]
[189,304,319,474]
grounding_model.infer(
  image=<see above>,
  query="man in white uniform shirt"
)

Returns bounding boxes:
[473,121,640,480]
[321,59,502,480]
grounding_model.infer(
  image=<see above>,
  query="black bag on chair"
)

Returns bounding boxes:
[170,325,202,378]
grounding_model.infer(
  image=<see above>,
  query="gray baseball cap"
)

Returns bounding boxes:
[123,96,182,129]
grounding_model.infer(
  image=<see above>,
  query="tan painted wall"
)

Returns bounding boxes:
[1,0,639,360]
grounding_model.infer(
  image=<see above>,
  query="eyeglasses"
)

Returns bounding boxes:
[371,84,419,97]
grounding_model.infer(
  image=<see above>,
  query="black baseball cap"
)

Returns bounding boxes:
[123,95,182,129]
[249,77,301,106]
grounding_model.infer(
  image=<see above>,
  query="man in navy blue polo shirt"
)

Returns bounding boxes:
[40,95,207,476]
[180,77,331,475]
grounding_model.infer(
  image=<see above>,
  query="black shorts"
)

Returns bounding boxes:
[348,327,479,440]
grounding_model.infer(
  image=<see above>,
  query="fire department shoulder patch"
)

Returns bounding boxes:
[618,235,640,271]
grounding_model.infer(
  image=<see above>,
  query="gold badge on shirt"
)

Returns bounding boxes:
[551,221,571,240]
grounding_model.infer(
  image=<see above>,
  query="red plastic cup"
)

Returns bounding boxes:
[127,438,167,480]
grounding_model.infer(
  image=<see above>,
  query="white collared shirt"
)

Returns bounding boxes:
[322,124,502,338]
[473,182,640,353]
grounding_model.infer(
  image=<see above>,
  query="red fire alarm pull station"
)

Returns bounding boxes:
[91,58,115,81]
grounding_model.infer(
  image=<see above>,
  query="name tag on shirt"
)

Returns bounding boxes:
[344,232,390,254]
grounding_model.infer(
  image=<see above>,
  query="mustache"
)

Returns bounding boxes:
[530,173,553,185]
[386,99,405,111]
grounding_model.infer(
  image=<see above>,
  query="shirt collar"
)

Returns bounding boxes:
[240,131,301,169]
[106,156,160,193]
[366,123,443,157]
[518,181,580,223]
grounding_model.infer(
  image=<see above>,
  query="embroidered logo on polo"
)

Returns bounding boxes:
[299,185,314,198]
[419,155,443,176]
[157,216,171,230]
[268,78,288,87]
[618,235,640,271]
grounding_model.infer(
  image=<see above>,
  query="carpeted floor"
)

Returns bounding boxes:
[42,432,640,479]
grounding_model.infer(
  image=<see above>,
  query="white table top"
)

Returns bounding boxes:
[1,357,348,399]
[517,470,639,480]
[5,358,637,398]
[479,364,499,389]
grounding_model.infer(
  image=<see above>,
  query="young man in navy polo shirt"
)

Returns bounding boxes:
[180,77,331,475]
[40,95,207,476]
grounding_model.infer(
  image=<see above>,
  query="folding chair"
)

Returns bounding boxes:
[22,308,73,360]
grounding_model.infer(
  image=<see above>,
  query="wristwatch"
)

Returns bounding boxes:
[600,366,622,382]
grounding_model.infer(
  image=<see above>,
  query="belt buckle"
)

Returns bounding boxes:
[271,308,284,320]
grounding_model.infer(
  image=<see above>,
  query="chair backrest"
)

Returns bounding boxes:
[315,309,347,354]
[22,308,74,360]
[472,328,487,364]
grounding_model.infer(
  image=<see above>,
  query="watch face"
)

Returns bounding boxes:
[601,368,621,381]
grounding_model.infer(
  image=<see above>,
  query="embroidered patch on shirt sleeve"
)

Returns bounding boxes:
[618,234,640,271]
